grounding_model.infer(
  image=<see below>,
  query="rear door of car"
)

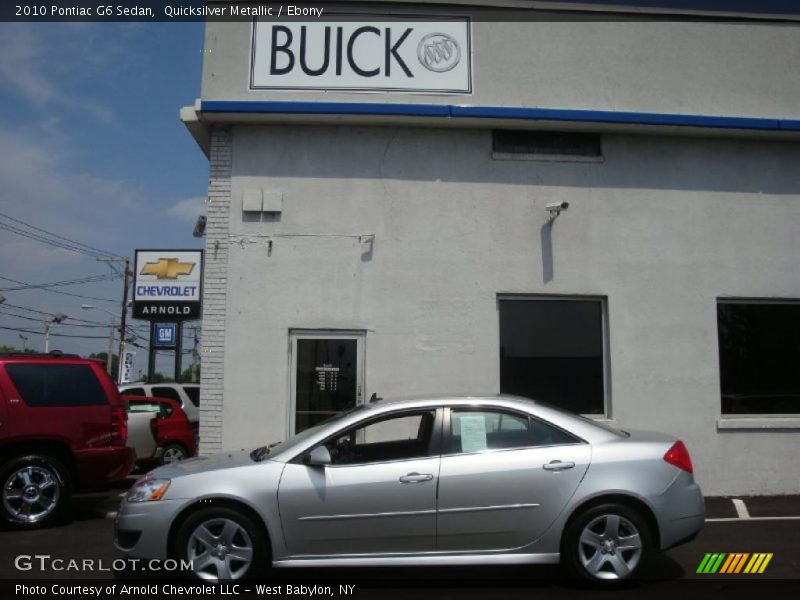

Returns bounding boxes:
[436,406,590,552]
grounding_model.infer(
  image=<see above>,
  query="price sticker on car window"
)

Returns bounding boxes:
[459,414,488,452]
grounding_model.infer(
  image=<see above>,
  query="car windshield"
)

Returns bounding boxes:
[250,404,369,461]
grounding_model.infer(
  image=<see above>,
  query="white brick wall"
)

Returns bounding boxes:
[198,128,232,454]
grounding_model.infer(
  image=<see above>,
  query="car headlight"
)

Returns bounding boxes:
[126,477,171,502]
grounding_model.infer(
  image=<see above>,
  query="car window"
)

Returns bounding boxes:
[183,386,200,407]
[324,410,436,466]
[128,402,162,414]
[449,409,579,453]
[5,364,107,407]
[152,386,183,405]
[122,387,146,396]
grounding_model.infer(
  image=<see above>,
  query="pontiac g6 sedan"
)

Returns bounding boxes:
[114,395,704,582]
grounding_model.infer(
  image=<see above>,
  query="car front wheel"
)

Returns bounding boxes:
[175,507,267,581]
[0,454,71,528]
[563,503,649,582]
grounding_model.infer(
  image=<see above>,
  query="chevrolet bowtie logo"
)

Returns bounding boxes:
[140,258,195,279]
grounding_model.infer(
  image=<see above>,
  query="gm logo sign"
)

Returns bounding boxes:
[154,324,177,347]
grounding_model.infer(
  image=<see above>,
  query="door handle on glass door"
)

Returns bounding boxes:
[543,460,575,471]
[399,472,434,484]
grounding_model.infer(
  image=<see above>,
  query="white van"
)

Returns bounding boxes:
[118,383,200,424]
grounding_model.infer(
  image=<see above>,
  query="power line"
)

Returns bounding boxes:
[0,210,123,259]
[0,302,112,325]
[0,273,113,292]
[0,274,117,303]
[0,308,112,328]
[0,324,109,339]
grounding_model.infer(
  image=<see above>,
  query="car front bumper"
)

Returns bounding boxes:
[114,498,186,560]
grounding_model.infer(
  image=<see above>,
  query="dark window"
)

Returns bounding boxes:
[324,411,435,466]
[499,297,606,415]
[184,386,200,407]
[492,130,601,158]
[717,301,800,415]
[449,409,579,453]
[5,364,107,407]
[152,386,183,405]
[295,338,358,432]
[123,387,146,396]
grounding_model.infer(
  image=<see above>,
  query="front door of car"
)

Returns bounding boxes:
[278,409,441,557]
[436,408,590,552]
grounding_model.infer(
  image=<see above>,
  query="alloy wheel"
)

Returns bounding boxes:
[186,517,254,580]
[578,513,643,579]
[2,465,61,523]
[163,446,187,464]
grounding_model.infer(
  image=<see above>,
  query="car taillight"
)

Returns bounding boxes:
[664,440,693,473]
[111,406,128,445]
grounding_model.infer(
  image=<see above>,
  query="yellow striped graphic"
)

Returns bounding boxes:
[744,554,760,573]
[758,554,773,573]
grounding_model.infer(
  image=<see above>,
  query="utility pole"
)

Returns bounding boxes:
[43,314,67,353]
[105,316,115,375]
[188,324,200,383]
[98,256,131,383]
[117,258,130,383]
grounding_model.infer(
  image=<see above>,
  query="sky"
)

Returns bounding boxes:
[0,21,207,379]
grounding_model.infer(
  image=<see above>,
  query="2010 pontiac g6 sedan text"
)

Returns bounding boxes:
[114,395,704,582]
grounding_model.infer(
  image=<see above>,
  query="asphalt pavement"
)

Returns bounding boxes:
[0,484,797,598]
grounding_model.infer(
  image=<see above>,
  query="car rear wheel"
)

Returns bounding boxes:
[175,507,267,581]
[161,444,188,465]
[563,503,649,582]
[0,454,71,528]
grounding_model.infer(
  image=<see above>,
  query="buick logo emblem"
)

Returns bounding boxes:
[417,33,461,73]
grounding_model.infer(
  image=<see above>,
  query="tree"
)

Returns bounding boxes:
[148,372,174,384]
[180,365,200,383]
[0,345,24,354]
[88,352,118,377]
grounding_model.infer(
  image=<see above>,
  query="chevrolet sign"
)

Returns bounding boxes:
[133,250,203,320]
[251,17,472,93]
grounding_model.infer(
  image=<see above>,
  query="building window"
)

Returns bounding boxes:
[492,130,603,162]
[498,296,608,415]
[717,301,800,415]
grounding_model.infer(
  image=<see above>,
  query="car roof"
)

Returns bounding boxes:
[268,394,622,462]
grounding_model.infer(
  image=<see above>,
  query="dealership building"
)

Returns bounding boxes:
[182,1,800,495]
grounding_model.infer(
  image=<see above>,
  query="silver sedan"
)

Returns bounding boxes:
[114,395,704,582]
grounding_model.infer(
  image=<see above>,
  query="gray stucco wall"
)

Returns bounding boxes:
[204,124,800,496]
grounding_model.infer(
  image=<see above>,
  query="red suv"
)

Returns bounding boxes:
[0,352,136,528]
[124,396,197,465]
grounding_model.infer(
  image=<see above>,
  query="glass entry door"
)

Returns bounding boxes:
[289,331,365,433]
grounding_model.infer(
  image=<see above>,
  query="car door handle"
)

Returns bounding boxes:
[399,472,434,484]
[543,460,575,471]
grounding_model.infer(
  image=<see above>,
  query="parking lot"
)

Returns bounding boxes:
[0,482,797,596]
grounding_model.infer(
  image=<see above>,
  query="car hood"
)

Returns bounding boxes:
[150,449,258,478]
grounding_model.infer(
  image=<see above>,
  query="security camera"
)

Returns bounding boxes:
[546,201,569,220]
[193,215,207,238]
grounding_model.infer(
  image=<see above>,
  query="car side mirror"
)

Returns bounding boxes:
[306,446,331,467]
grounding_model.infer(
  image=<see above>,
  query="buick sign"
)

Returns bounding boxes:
[251,17,472,93]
